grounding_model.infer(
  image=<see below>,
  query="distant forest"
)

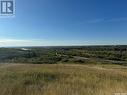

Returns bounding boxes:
[0,45,127,65]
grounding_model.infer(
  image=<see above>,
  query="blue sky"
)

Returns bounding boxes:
[0,0,127,46]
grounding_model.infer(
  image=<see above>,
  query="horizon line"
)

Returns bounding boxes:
[0,45,127,48]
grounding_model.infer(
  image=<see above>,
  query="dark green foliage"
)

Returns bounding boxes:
[0,45,127,65]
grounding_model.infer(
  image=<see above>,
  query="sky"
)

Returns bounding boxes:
[0,0,127,46]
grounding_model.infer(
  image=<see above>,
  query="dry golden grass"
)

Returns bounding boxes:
[0,63,127,95]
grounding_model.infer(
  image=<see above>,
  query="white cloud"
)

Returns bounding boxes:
[106,17,127,22]
[0,39,49,46]
[0,39,90,47]
[86,17,127,24]
[0,38,125,47]
[87,18,105,23]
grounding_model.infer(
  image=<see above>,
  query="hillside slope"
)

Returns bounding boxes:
[0,64,127,95]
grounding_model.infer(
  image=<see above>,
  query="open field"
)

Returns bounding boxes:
[0,63,127,95]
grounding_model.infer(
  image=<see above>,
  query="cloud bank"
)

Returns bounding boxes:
[0,39,90,47]
[0,39,126,47]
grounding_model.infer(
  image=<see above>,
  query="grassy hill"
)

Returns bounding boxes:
[0,46,127,95]
[0,64,127,95]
